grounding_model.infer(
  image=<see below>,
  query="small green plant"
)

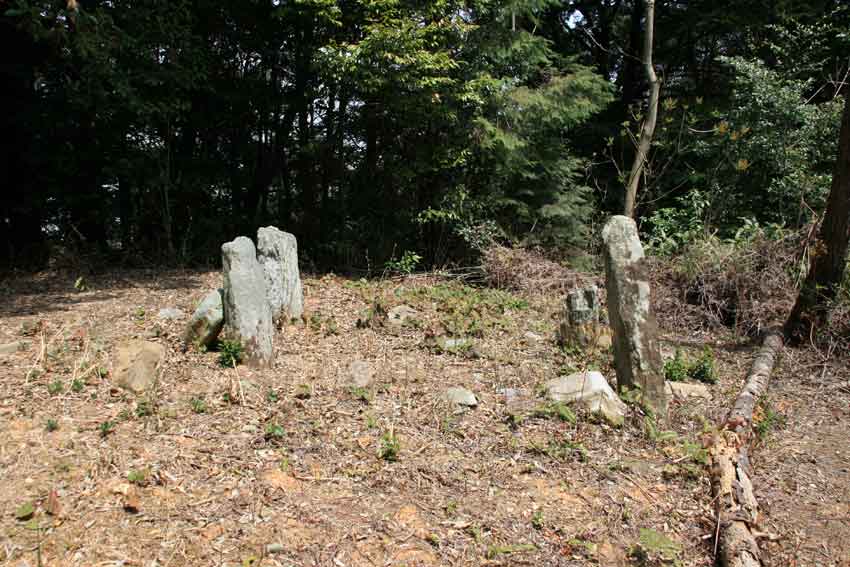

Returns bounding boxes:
[531,509,545,530]
[294,384,312,400]
[96,367,109,379]
[45,418,59,432]
[486,544,537,559]
[71,378,84,393]
[754,399,786,442]
[349,386,372,403]
[663,349,689,382]
[134,306,146,320]
[266,389,279,403]
[532,402,577,424]
[99,420,116,438]
[663,347,717,384]
[385,250,422,275]
[190,397,207,414]
[689,347,717,383]
[265,423,286,441]
[365,414,377,429]
[135,400,155,418]
[74,276,87,292]
[47,379,63,395]
[218,339,244,368]
[644,416,679,445]
[127,469,148,485]
[629,528,683,565]
[378,431,400,462]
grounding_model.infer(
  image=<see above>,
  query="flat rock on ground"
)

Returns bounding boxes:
[545,371,627,426]
[113,340,165,393]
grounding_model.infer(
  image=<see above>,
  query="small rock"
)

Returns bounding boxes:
[113,340,165,393]
[444,387,478,407]
[545,371,627,426]
[387,305,419,327]
[0,341,22,356]
[665,381,711,400]
[157,307,185,321]
[524,331,544,342]
[266,543,285,554]
[348,360,374,388]
[183,289,224,348]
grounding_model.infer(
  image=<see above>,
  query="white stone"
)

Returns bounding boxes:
[157,307,185,320]
[222,237,274,367]
[444,387,478,407]
[544,371,627,426]
[387,305,418,327]
[257,226,304,323]
[665,381,711,400]
[348,360,374,388]
[183,289,224,348]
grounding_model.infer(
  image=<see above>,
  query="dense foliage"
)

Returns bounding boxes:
[1,0,847,270]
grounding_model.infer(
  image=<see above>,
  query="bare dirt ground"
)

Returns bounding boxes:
[0,268,847,566]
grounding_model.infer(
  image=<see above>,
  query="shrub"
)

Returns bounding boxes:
[217,339,244,368]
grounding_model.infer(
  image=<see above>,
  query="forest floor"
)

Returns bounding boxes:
[0,268,847,567]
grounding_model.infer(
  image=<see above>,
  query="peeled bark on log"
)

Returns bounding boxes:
[708,329,783,567]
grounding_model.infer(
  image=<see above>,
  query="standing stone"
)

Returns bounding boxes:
[183,289,224,348]
[257,226,304,324]
[222,237,274,367]
[602,215,666,413]
[558,286,611,349]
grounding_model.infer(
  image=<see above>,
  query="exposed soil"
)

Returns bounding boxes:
[0,268,847,566]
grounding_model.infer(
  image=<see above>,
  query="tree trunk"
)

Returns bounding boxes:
[623,0,660,218]
[784,93,850,343]
[708,329,783,567]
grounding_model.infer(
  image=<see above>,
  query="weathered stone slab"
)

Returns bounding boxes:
[558,286,611,349]
[666,381,711,400]
[183,289,224,348]
[602,215,666,413]
[222,237,274,367]
[545,371,627,426]
[114,340,165,393]
[257,226,304,324]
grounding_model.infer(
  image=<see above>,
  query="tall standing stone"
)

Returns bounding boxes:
[222,237,274,367]
[257,226,304,324]
[602,215,666,413]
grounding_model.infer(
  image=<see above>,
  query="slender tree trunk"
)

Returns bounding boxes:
[784,93,850,342]
[623,0,660,218]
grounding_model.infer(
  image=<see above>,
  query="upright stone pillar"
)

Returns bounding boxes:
[222,236,274,367]
[602,215,666,413]
[257,226,304,324]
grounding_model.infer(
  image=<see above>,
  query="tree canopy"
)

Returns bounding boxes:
[1,0,847,270]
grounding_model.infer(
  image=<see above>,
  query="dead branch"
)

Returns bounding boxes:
[709,329,783,567]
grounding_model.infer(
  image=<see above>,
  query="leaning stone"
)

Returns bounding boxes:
[183,289,224,348]
[222,237,274,367]
[257,226,304,323]
[157,307,184,321]
[444,387,478,407]
[114,340,165,393]
[665,381,711,400]
[544,371,627,426]
[602,215,666,413]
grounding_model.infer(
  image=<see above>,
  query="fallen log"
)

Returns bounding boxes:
[708,330,783,567]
